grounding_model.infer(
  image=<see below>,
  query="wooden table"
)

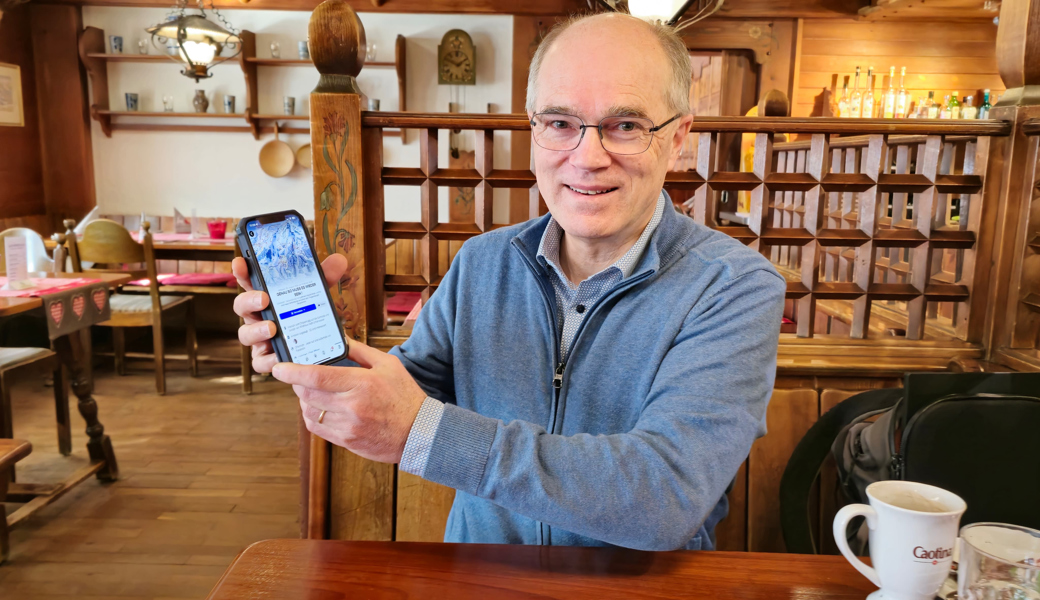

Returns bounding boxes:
[47,235,236,262]
[0,272,127,520]
[207,540,876,599]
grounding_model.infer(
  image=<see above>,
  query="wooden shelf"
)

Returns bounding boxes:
[80,29,407,143]
[85,52,238,64]
[98,110,246,118]
[253,114,309,121]
[246,57,395,68]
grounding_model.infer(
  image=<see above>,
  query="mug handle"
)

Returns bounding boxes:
[833,503,881,587]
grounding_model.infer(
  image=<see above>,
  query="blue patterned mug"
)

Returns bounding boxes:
[110,35,123,53]
[125,93,139,112]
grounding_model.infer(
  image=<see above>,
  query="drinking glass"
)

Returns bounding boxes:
[270,42,281,59]
[162,96,174,112]
[137,39,149,55]
[959,523,1040,600]
[365,42,377,61]
[283,96,296,116]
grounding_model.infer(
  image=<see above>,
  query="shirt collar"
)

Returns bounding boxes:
[536,191,667,284]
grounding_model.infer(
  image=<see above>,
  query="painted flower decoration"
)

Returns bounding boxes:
[323,112,346,138]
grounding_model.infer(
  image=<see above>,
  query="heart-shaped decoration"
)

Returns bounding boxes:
[72,293,86,319]
[92,288,107,312]
[49,300,65,327]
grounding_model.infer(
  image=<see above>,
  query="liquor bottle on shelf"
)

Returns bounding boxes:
[926,91,939,118]
[948,91,962,119]
[838,80,851,117]
[940,95,952,119]
[882,66,897,118]
[850,66,863,118]
[895,67,908,118]
[962,95,978,119]
[862,66,876,119]
[979,89,992,119]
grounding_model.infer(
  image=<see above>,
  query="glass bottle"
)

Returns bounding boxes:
[895,67,908,118]
[883,66,897,118]
[926,91,939,119]
[948,91,961,119]
[850,66,863,118]
[838,81,850,117]
[961,96,978,119]
[978,89,992,119]
[862,67,876,119]
[940,95,952,119]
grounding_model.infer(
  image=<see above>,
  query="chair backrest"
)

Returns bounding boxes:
[66,218,161,304]
[779,388,903,554]
[72,219,146,265]
[0,227,55,274]
[903,394,1040,531]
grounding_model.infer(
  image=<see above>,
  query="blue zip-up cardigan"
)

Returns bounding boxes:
[390,200,787,551]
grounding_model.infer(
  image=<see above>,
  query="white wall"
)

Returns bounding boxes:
[83,8,515,224]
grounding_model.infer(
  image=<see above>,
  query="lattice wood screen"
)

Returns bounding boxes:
[362,115,1006,342]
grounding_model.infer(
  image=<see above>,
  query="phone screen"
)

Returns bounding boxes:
[246,214,346,365]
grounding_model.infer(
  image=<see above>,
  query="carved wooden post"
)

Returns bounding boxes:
[978,0,1040,367]
[306,0,394,541]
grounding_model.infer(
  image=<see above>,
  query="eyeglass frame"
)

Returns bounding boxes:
[529,112,684,155]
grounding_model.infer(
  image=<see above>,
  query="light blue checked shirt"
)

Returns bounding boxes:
[399,193,667,477]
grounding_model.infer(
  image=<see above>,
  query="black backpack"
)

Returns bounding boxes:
[832,390,1040,552]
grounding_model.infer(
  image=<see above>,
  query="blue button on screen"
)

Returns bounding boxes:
[279,304,316,319]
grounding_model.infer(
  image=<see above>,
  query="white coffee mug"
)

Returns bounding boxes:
[833,480,966,600]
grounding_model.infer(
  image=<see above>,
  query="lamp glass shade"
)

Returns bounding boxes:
[627,0,689,21]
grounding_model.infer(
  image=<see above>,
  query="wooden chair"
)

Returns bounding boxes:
[66,219,198,395]
[0,438,31,563]
[0,227,56,274]
[0,348,69,456]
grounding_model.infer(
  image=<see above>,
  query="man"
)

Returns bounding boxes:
[234,12,786,551]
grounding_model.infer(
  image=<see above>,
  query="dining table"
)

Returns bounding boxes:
[206,539,877,599]
[0,271,127,523]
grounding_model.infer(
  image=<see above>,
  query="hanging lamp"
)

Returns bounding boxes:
[146,0,241,82]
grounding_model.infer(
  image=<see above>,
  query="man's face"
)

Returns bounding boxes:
[529,17,692,244]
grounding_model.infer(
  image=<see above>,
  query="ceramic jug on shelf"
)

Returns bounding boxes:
[193,90,209,113]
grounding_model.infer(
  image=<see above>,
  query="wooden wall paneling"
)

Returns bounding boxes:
[761,19,798,108]
[714,461,748,552]
[509,16,542,225]
[717,51,760,172]
[363,127,388,333]
[747,388,819,551]
[793,19,1005,118]
[817,389,858,554]
[0,4,46,226]
[29,4,96,230]
[748,388,819,553]
[395,471,456,542]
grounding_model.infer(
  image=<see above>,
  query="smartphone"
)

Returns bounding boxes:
[236,210,349,366]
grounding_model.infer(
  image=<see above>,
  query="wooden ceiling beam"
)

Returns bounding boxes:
[39,0,590,14]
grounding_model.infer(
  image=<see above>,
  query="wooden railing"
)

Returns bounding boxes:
[356,113,1011,366]
[991,118,1040,370]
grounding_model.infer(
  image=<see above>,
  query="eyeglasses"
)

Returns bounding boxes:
[530,112,682,155]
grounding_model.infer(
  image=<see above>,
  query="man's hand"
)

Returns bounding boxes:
[231,254,347,373]
[272,341,427,464]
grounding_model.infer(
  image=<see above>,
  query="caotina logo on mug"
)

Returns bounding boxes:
[913,546,954,565]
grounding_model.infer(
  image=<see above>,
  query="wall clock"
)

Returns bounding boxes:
[438,29,476,86]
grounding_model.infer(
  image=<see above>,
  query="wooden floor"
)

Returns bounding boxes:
[0,339,301,599]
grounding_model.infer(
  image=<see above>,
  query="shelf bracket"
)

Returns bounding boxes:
[78,26,112,137]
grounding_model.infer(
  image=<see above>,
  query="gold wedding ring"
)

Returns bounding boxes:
[318,410,327,424]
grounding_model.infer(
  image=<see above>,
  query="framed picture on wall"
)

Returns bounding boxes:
[0,62,25,127]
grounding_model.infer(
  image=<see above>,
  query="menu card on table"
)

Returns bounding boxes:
[3,237,32,290]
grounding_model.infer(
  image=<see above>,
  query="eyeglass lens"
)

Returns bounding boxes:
[531,114,658,155]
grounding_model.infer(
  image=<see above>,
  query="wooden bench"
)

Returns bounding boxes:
[0,438,32,563]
